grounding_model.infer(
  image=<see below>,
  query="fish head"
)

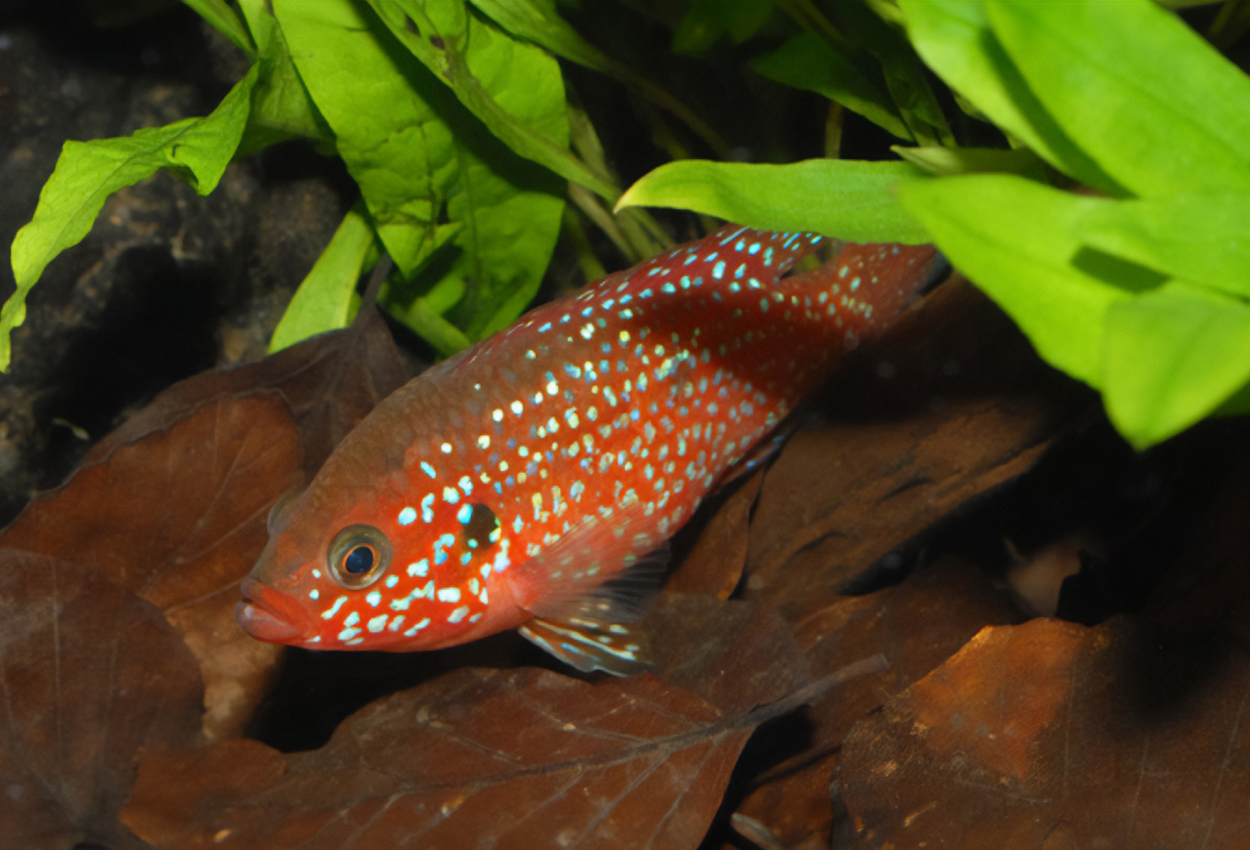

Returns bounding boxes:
[237,469,514,651]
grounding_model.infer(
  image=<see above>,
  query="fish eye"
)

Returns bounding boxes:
[327,524,392,589]
[460,503,501,550]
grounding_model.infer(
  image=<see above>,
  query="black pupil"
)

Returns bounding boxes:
[462,503,499,549]
[343,545,375,575]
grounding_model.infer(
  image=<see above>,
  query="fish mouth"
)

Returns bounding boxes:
[236,577,304,643]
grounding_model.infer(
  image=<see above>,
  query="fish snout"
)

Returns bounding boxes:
[236,576,306,643]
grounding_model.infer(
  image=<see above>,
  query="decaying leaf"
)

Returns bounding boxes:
[124,668,756,850]
[1,393,303,739]
[665,470,763,600]
[842,618,1250,849]
[0,550,203,850]
[745,277,1088,621]
[732,557,1020,848]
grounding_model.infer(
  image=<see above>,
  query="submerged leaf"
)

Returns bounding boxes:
[617,159,930,244]
[0,551,203,850]
[125,669,756,849]
[4,64,258,370]
[842,618,1250,849]
[1,394,303,740]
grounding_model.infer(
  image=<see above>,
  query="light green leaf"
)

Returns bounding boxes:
[4,64,258,371]
[897,0,1118,192]
[751,32,911,141]
[236,0,329,148]
[1079,194,1250,299]
[180,0,255,55]
[891,144,1047,178]
[368,0,619,202]
[897,174,1132,387]
[986,0,1250,196]
[1103,282,1250,447]
[269,203,377,353]
[617,159,931,244]
[469,0,610,71]
[273,0,565,348]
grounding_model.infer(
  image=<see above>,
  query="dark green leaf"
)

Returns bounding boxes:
[891,144,1047,178]
[751,32,911,140]
[180,0,254,55]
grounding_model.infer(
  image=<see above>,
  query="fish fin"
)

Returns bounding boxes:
[518,615,651,677]
[507,500,670,621]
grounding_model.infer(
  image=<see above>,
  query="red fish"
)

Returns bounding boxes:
[238,225,939,674]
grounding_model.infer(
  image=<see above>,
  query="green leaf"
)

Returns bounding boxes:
[236,0,329,148]
[468,0,609,70]
[1103,282,1250,447]
[1079,194,1250,300]
[897,174,1133,387]
[617,159,931,244]
[367,0,619,202]
[751,32,911,141]
[831,0,953,147]
[269,203,377,353]
[986,0,1250,196]
[4,64,258,371]
[897,0,1118,192]
[672,0,775,53]
[272,0,566,347]
[180,0,255,55]
[891,144,1047,178]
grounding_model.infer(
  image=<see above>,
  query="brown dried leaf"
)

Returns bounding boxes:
[746,278,1086,621]
[666,471,763,600]
[0,550,203,850]
[842,618,1250,849]
[124,669,757,850]
[1,394,303,739]
[85,308,411,476]
[733,557,1019,848]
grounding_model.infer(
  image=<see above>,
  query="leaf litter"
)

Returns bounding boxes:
[14,266,1248,848]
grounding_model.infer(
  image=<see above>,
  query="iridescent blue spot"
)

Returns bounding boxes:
[398,507,417,526]
[713,261,726,279]
[662,282,676,294]
[420,461,436,479]
[735,263,746,279]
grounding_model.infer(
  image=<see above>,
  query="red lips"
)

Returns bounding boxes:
[236,576,303,643]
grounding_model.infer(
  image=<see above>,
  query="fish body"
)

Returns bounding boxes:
[238,225,939,673]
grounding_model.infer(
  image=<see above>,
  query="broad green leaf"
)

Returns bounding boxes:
[269,203,377,353]
[987,0,1250,196]
[751,32,911,141]
[236,0,329,149]
[368,0,618,202]
[273,0,566,347]
[897,0,1118,193]
[617,159,931,244]
[180,0,254,55]
[1079,194,1250,299]
[4,64,258,371]
[1103,282,1250,447]
[891,144,1046,178]
[897,174,1131,386]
